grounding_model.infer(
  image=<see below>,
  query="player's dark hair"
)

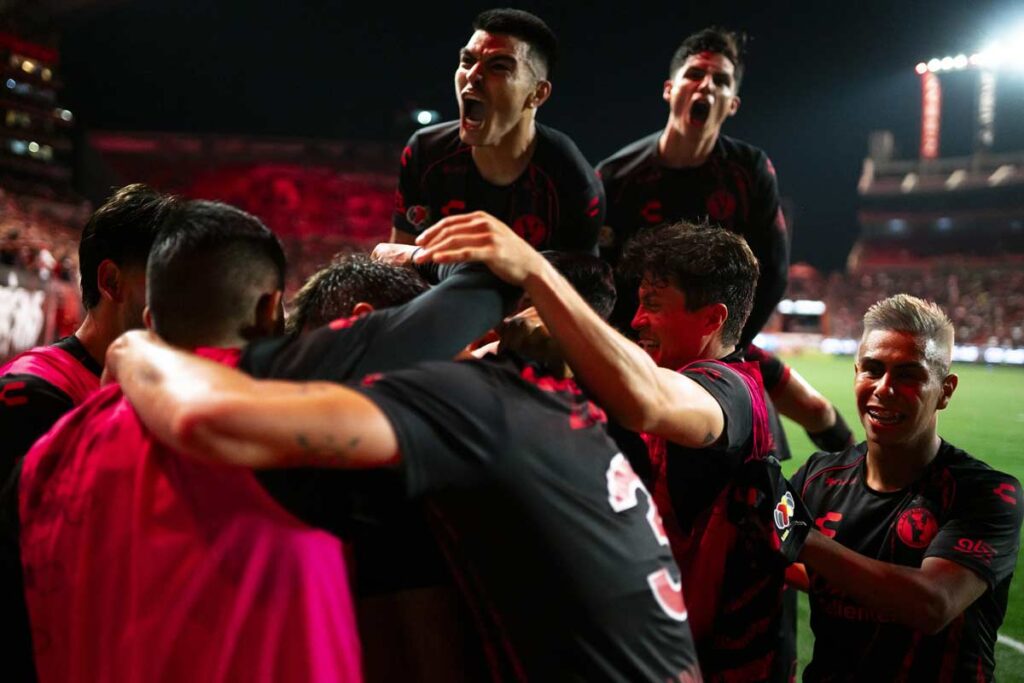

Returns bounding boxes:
[78,183,176,310]
[670,27,746,88]
[473,8,558,78]
[620,221,758,347]
[542,251,616,320]
[286,254,429,334]
[147,200,286,348]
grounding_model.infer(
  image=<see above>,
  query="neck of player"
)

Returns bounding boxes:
[75,312,116,370]
[472,116,538,186]
[865,430,942,493]
[658,122,717,168]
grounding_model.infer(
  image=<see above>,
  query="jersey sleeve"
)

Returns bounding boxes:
[925,472,1024,590]
[392,132,427,237]
[738,152,789,346]
[356,361,506,498]
[681,362,754,454]
[0,374,74,481]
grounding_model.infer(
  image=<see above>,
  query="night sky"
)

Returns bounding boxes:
[53,0,1024,272]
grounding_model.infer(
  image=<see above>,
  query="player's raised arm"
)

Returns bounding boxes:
[415,212,724,447]
[106,331,398,469]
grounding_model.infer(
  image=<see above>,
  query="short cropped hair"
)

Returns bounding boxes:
[286,254,429,334]
[669,27,746,88]
[79,184,176,309]
[473,8,558,78]
[542,251,616,320]
[147,200,286,348]
[862,294,955,375]
[621,221,758,347]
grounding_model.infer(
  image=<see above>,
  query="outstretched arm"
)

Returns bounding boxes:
[799,529,986,633]
[106,331,398,469]
[415,212,724,447]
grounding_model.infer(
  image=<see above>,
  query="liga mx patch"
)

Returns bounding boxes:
[406,205,430,228]
[774,491,795,531]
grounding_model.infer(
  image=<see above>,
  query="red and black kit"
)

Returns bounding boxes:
[394,121,605,252]
[598,132,789,343]
[357,354,700,681]
[791,441,1024,682]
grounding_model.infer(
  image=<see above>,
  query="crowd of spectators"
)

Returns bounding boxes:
[0,190,88,284]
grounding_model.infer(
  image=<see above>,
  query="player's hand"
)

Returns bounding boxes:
[413,211,545,286]
[370,242,418,267]
[103,330,165,386]
[498,307,568,378]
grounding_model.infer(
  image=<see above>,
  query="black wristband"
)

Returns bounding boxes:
[807,409,855,452]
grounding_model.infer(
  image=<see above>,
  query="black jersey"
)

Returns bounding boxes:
[394,121,605,252]
[0,336,101,481]
[646,354,788,682]
[357,354,700,681]
[598,133,788,344]
[791,441,1024,682]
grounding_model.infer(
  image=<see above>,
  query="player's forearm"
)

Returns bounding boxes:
[773,370,835,433]
[522,260,678,434]
[799,530,961,634]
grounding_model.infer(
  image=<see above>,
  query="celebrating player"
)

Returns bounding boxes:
[792,294,1023,681]
[390,8,604,253]
[598,27,787,345]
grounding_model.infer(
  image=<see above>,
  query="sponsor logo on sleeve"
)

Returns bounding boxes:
[405,205,429,228]
[954,538,995,565]
[775,491,795,530]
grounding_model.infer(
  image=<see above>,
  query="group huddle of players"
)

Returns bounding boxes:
[1,8,1021,683]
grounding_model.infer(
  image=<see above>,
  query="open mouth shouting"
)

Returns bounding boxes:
[461,93,487,130]
[689,99,711,125]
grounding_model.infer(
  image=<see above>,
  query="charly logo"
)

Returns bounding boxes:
[896,507,939,549]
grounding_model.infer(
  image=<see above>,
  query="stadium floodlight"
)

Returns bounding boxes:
[915,62,928,74]
[920,23,1024,72]
[413,109,440,126]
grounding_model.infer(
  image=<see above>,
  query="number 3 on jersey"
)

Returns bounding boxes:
[606,453,687,621]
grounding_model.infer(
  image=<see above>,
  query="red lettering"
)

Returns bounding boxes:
[440,199,465,217]
[0,381,28,407]
[639,200,662,224]
[647,568,687,622]
[994,483,1017,506]
[815,511,842,538]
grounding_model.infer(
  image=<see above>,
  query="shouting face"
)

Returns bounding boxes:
[663,51,740,138]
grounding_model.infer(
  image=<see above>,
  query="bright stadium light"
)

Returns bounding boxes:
[413,109,440,126]
[927,58,941,72]
[915,62,928,74]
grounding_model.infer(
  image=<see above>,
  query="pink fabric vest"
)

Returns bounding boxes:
[1,344,99,406]
[644,358,773,642]
[19,348,362,682]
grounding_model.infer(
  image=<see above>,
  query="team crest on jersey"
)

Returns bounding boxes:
[774,491,795,530]
[706,189,737,222]
[513,214,549,247]
[897,507,938,549]
[406,205,430,227]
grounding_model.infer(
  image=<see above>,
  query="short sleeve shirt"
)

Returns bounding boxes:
[394,121,605,252]
[791,441,1024,682]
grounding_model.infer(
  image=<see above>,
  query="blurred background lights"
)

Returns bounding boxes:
[413,109,440,126]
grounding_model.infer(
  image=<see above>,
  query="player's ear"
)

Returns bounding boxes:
[142,306,153,331]
[937,373,958,410]
[247,290,284,340]
[728,95,741,117]
[529,79,552,109]
[97,259,124,303]
[352,301,375,317]
[662,79,673,103]
[703,303,729,336]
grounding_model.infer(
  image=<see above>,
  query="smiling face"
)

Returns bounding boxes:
[855,329,957,450]
[455,30,547,147]
[631,278,708,369]
[663,51,740,138]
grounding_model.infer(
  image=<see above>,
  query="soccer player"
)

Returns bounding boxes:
[792,294,1023,681]
[414,211,797,681]
[14,200,362,681]
[0,184,172,480]
[390,8,604,253]
[598,27,788,345]
[106,318,702,681]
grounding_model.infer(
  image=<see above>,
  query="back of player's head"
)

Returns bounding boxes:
[541,251,616,320]
[473,8,557,79]
[621,221,758,347]
[670,27,746,87]
[862,294,955,375]
[147,200,286,348]
[286,254,429,334]
[79,184,176,310]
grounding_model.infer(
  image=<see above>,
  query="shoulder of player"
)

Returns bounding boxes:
[406,121,463,158]
[794,443,868,494]
[0,371,72,406]
[596,131,661,180]
[534,123,599,177]
[935,441,1022,497]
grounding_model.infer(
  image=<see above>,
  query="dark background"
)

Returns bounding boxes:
[51,0,1024,272]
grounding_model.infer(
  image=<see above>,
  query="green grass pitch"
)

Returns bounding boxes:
[777,351,1024,678]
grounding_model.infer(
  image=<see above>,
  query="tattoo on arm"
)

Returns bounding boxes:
[295,432,362,462]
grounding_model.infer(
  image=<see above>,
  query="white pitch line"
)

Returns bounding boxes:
[998,633,1024,655]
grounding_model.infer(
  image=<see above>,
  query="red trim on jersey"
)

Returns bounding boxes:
[1,345,99,406]
[938,613,966,683]
[799,455,866,498]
